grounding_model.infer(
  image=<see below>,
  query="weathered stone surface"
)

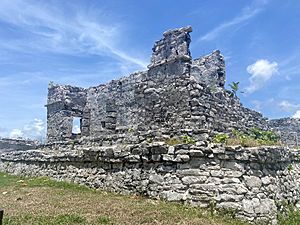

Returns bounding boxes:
[0,138,37,152]
[45,25,295,147]
[2,26,300,225]
[269,117,300,147]
[1,142,299,224]
[244,176,262,189]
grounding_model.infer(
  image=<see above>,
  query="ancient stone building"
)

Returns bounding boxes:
[46,26,269,143]
[2,26,300,224]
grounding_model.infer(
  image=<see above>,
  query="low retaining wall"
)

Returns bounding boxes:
[0,138,38,153]
[1,140,299,224]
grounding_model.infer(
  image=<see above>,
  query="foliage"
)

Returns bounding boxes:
[288,164,293,172]
[70,140,78,150]
[231,128,279,147]
[249,128,279,143]
[213,133,229,144]
[0,172,247,225]
[128,127,134,133]
[97,216,111,224]
[181,135,197,144]
[165,136,197,145]
[228,81,239,97]
[213,128,280,147]
[48,81,56,89]
[4,214,86,225]
[277,205,300,225]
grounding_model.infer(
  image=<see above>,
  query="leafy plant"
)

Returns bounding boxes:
[250,128,279,143]
[213,133,229,144]
[128,127,134,133]
[48,81,56,89]
[217,128,280,147]
[288,164,293,172]
[228,81,239,97]
[181,135,196,144]
[165,136,197,145]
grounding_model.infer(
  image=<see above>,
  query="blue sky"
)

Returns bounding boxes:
[0,0,299,140]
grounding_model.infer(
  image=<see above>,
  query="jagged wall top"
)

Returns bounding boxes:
[149,26,192,68]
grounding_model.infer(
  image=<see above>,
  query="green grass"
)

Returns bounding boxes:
[0,172,247,225]
[0,172,91,191]
[278,207,300,225]
[4,214,86,225]
[1,172,300,224]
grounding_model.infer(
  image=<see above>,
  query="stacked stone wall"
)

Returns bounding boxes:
[45,26,270,143]
[1,138,299,224]
[270,118,300,147]
[0,138,37,152]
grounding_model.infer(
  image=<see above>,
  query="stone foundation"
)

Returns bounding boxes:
[1,138,299,224]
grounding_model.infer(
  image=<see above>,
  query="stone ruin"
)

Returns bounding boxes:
[0,138,37,152]
[45,26,300,146]
[45,26,260,142]
[1,26,300,224]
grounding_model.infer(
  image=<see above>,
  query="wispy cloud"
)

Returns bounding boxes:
[279,52,300,80]
[278,100,300,112]
[5,118,46,141]
[198,0,269,42]
[0,0,147,68]
[245,59,278,93]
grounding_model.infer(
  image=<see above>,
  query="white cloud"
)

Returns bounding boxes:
[23,118,46,141]
[292,110,300,119]
[278,100,300,112]
[9,129,24,139]
[246,59,278,93]
[0,0,147,68]
[4,119,46,141]
[198,0,269,42]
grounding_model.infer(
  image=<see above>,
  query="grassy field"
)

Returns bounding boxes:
[0,172,299,225]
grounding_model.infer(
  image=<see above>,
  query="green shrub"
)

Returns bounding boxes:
[215,128,280,147]
[250,128,279,143]
[165,136,197,145]
[213,133,229,144]
[181,135,196,144]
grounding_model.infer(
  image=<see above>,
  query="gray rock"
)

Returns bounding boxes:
[244,176,262,189]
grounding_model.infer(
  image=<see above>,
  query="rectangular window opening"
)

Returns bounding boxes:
[72,117,82,134]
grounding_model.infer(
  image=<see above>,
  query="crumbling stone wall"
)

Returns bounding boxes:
[1,138,299,224]
[0,138,37,152]
[46,85,87,142]
[16,25,299,224]
[46,26,270,144]
[191,50,226,89]
[270,118,300,147]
